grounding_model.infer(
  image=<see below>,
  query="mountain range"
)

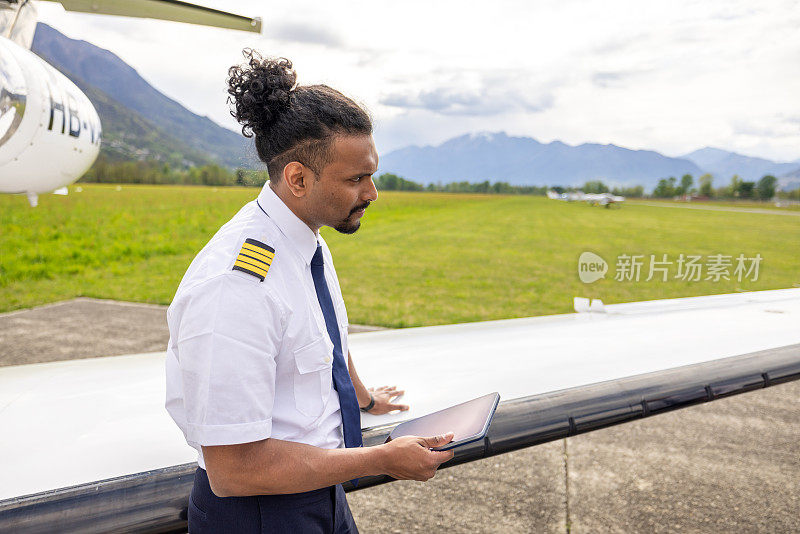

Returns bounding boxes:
[378,132,800,190]
[31,23,799,189]
[378,132,700,188]
[31,23,256,169]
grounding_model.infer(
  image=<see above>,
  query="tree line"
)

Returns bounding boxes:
[373,173,550,195]
[651,173,782,200]
[81,156,799,200]
[81,155,268,187]
[376,173,792,200]
[374,174,645,197]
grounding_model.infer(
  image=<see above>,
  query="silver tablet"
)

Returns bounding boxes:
[387,392,500,451]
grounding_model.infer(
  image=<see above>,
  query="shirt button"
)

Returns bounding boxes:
[325,357,331,363]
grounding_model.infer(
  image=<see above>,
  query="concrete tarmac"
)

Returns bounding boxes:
[1,299,797,533]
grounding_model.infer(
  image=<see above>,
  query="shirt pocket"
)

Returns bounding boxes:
[292,336,334,418]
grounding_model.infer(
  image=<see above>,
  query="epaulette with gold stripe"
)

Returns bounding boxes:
[232,238,275,281]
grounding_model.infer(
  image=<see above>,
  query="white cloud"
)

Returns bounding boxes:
[380,69,556,116]
[269,22,344,47]
[35,0,800,160]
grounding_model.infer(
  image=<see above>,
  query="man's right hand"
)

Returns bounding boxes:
[378,432,456,481]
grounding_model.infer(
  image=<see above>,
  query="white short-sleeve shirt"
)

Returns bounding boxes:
[165,184,350,469]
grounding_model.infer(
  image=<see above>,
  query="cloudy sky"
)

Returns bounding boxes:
[37,0,800,161]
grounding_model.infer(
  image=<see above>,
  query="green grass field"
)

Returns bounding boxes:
[1,184,798,327]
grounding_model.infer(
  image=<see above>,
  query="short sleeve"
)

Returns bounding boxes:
[172,273,283,447]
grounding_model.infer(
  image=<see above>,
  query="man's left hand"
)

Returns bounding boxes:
[365,385,409,414]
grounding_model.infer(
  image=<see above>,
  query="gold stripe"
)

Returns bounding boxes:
[237,252,271,268]
[241,243,274,260]
[242,242,273,256]
[241,248,274,263]
[236,256,270,272]
[234,260,268,276]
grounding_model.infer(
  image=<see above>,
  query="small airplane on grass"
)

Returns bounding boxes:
[548,190,626,207]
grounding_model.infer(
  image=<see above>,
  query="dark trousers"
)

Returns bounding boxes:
[189,468,359,533]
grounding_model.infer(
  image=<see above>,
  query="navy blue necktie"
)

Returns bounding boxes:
[310,245,363,450]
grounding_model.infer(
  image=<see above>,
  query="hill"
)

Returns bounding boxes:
[31,23,254,169]
[378,132,702,188]
[63,64,216,167]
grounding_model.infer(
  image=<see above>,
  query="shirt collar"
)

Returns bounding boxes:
[256,183,319,264]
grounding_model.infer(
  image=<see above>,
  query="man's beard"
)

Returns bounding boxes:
[334,219,361,234]
[333,202,369,234]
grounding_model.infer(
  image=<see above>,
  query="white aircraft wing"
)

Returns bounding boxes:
[357,287,800,428]
[1,288,799,531]
[41,0,262,33]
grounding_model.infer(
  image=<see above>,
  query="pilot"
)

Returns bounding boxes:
[164,50,455,533]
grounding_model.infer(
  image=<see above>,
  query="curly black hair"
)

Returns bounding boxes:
[227,49,372,180]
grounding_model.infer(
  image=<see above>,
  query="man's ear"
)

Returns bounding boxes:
[282,162,308,198]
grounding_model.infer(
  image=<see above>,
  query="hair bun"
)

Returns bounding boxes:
[227,50,297,138]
